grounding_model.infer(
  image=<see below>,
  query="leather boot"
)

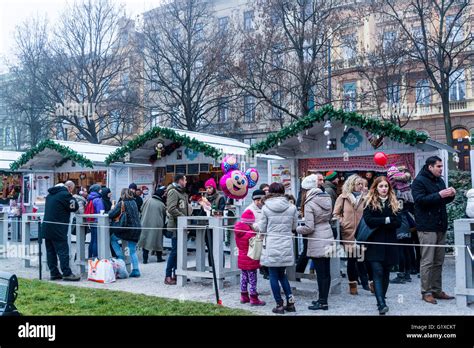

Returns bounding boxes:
[240,292,250,304]
[156,251,165,263]
[272,300,285,314]
[349,281,358,295]
[142,249,149,264]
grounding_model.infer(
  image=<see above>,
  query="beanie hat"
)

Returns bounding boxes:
[252,189,265,200]
[241,209,255,224]
[301,174,318,190]
[204,178,217,190]
[129,183,138,190]
[387,165,400,183]
[89,184,101,193]
[325,171,338,181]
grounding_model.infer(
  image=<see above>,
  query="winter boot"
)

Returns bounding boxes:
[309,300,328,311]
[403,272,412,282]
[142,249,149,264]
[129,269,141,278]
[390,273,406,284]
[349,281,358,295]
[272,300,285,314]
[240,292,250,304]
[249,293,266,306]
[283,295,296,312]
[156,251,165,263]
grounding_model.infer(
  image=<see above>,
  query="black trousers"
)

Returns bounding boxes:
[370,261,391,307]
[295,238,309,273]
[311,257,331,304]
[45,239,72,277]
[347,257,369,286]
[397,239,413,274]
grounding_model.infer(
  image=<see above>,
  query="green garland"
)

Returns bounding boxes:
[105,126,223,165]
[249,105,429,154]
[9,139,94,171]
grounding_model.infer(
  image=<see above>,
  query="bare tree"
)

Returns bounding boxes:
[374,0,474,153]
[229,0,353,124]
[44,0,141,144]
[3,17,54,148]
[141,0,235,131]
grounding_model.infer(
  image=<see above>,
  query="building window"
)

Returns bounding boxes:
[218,16,229,33]
[218,98,228,123]
[446,15,464,42]
[382,31,396,50]
[243,138,256,146]
[386,81,400,105]
[449,69,465,101]
[341,35,356,60]
[412,26,425,51]
[415,79,431,105]
[243,95,255,122]
[271,90,283,119]
[244,11,254,31]
[343,82,357,111]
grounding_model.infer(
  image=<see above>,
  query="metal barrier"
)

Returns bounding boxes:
[21,213,45,269]
[0,211,8,255]
[454,219,474,307]
[176,216,239,289]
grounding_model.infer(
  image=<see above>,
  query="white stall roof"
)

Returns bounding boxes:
[171,128,250,155]
[54,140,119,163]
[0,151,24,170]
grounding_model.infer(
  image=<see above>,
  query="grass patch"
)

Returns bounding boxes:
[16,278,252,316]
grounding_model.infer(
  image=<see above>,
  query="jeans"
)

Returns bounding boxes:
[45,239,72,277]
[268,267,292,304]
[312,257,331,304]
[165,237,178,277]
[88,226,98,259]
[111,234,139,271]
[370,261,391,307]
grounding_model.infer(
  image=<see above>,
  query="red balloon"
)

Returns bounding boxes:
[374,152,388,166]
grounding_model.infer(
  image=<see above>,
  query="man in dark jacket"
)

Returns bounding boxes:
[322,171,339,208]
[43,181,80,281]
[129,183,143,212]
[412,156,456,304]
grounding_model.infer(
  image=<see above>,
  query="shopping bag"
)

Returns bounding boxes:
[247,233,263,260]
[355,217,377,242]
[87,258,116,283]
[110,258,129,279]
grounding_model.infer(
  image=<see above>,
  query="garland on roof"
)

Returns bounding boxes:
[248,105,429,154]
[9,139,94,171]
[105,126,223,165]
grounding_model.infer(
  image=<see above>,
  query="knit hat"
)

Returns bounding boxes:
[129,183,138,190]
[154,186,166,197]
[301,174,318,190]
[325,171,338,181]
[241,209,255,224]
[252,189,265,200]
[204,178,217,190]
[387,165,400,183]
[89,184,101,193]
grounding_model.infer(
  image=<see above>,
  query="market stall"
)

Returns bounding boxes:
[8,140,151,208]
[250,106,456,194]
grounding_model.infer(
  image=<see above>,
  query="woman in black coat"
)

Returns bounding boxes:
[109,188,142,277]
[363,176,401,315]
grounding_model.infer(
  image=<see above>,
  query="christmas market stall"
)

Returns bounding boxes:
[250,105,456,194]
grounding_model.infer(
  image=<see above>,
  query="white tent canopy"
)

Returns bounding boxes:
[0,151,23,171]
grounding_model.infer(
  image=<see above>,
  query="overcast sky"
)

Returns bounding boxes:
[0,0,164,73]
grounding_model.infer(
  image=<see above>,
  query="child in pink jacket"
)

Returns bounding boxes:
[234,209,266,306]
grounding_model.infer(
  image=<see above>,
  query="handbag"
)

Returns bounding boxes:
[87,258,116,283]
[396,212,411,240]
[110,202,127,235]
[247,233,263,260]
[355,217,377,242]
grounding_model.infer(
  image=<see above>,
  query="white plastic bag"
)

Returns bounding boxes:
[110,258,129,279]
[88,258,116,283]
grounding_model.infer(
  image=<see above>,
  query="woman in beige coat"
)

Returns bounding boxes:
[297,174,335,311]
[333,175,370,294]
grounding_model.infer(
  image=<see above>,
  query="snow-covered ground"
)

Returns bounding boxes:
[1,246,472,316]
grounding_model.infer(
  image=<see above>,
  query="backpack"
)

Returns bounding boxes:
[84,200,95,222]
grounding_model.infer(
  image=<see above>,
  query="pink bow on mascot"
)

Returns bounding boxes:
[219,155,259,200]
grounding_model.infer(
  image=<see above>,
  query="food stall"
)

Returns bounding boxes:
[250,106,456,194]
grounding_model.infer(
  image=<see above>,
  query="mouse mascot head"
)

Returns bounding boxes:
[219,155,259,200]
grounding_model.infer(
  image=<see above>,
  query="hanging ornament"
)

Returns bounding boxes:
[453,153,460,163]
[343,152,349,162]
[327,140,332,145]
[324,130,330,136]
[324,120,332,130]
[326,145,330,149]
[278,141,281,147]
[297,133,304,143]
[155,142,164,159]
[305,129,309,136]
[344,125,348,132]
[366,132,384,149]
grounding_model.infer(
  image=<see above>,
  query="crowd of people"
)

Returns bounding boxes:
[42,156,457,315]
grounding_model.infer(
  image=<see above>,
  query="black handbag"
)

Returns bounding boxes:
[355,217,377,242]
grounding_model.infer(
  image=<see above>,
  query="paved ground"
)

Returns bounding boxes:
[1,245,473,316]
